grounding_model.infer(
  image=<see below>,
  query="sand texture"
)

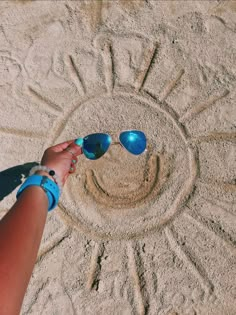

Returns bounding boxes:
[0,0,236,314]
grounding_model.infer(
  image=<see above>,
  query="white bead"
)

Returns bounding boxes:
[29,165,63,196]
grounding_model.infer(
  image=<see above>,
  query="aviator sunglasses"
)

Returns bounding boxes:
[74,130,147,160]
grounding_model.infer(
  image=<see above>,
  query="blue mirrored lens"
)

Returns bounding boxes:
[119,130,146,155]
[83,133,111,160]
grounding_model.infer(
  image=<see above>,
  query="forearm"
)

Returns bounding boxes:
[0,185,48,315]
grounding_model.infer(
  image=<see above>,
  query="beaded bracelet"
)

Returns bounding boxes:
[29,165,63,196]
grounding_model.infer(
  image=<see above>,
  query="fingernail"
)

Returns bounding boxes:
[75,138,83,147]
[72,159,76,164]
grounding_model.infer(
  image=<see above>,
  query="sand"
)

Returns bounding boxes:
[0,0,236,314]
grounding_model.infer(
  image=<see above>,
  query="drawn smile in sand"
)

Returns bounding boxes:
[59,92,171,210]
[83,145,166,208]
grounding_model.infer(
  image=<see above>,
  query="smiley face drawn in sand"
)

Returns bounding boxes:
[51,88,197,240]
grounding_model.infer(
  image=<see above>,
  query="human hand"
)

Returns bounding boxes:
[37,139,83,186]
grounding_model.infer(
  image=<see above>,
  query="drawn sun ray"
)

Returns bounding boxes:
[23,278,50,315]
[134,42,157,92]
[126,242,146,315]
[0,126,45,139]
[37,229,70,264]
[100,41,114,95]
[183,211,236,254]
[159,68,185,102]
[86,241,104,291]
[197,178,236,194]
[64,54,86,96]
[165,226,214,296]
[191,131,236,144]
[202,196,236,218]
[27,85,63,115]
[179,88,230,124]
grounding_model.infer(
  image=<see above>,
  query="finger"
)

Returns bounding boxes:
[66,142,83,156]
[73,156,78,164]
[50,140,76,153]
[71,156,78,164]
[69,166,76,173]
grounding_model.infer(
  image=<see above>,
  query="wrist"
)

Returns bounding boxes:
[34,171,63,197]
[16,174,61,212]
[35,171,54,182]
[29,166,63,196]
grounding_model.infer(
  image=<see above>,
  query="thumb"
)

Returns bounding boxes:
[50,140,75,152]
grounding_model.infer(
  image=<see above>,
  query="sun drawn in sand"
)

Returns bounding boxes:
[5,29,235,314]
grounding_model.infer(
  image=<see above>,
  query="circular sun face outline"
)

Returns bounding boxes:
[51,87,198,241]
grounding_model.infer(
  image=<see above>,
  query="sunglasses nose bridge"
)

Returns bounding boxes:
[111,141,121,146]
[108,132,120,144]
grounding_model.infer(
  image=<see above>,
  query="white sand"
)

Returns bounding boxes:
[0,1,236,314]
